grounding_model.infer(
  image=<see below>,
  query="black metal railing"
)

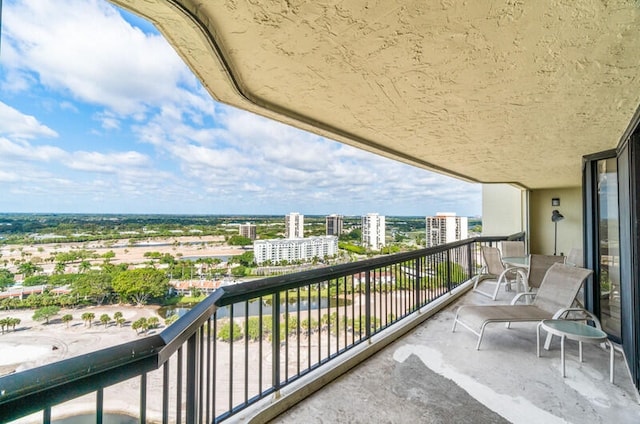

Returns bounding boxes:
[0,235,521,423]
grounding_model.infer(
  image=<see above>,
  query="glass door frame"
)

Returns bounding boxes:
[583,137,640,390]
[583,149,619,341]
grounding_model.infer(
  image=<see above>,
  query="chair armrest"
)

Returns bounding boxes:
[504,265,527,273]
[511,292,536,305]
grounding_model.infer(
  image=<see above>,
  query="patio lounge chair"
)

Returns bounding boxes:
[472,246,525,300]
[522,254,565,292]
[453,263,594,350]
[500,240,526,258]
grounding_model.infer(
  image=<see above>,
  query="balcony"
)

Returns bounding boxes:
[271,285,640,424]
[2,235,638,423]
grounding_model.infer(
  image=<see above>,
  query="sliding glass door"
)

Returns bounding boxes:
[595,157,621,339]
[585,137,640,390]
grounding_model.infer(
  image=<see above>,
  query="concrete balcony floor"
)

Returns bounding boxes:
[271,288,640,424]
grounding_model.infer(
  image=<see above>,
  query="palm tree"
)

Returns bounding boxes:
[17,262,42,278]
[100,314,111,328]
[78,261,92,273]
[54,262,66,275]
[147,316,159,329]
[81,312,95,328]
[61,314,73,328]
[132,317,148,335]
[8,317,20,332]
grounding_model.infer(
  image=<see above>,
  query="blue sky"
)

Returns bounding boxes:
[0,0,481,217]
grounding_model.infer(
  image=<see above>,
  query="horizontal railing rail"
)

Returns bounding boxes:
[0,234,519,424]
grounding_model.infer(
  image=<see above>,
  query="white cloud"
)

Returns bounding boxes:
[0,137,65,162]
[4,0,194,115]
[0,0,482,216]
[66,151,151,173]
[0,102,58,139]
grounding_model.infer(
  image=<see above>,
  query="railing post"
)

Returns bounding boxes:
[186,331,199,424]
[415,257,422,308]
[140,373,147,424]
[97,388,103,424]
[446,249,452,293]
[467,242,474,282]
[272,291,281,391]
[365,270,371,340]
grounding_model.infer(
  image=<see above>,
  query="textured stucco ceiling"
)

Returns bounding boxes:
[111,0,640,189]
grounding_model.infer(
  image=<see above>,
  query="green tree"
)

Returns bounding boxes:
[218,321,242,342]
[132,317,148,334]
[18,262,42,278]
[112,268,169,305]
[0,317,20,334]
[0,269,14,289]
[78,260,92,273]
[61,314,73,328]
[81,312,95,327]
[147,316,159,329]
[53,262,66,275]
[8,317,20,332]
[231,265,246,278]
[71,271,113,305]
[22,275,49,287]
[231,251,255,267]
[164,314,179,326]
[32,306,61,324]
[100,313,111,328]
[188,286,203,298]
[227,235,252,246]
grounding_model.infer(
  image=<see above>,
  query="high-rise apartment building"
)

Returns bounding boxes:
[239,223,257,240]
[285,212,304,238]
[361,213,385,250]
[325,214,343,236]
[425,212,468,247]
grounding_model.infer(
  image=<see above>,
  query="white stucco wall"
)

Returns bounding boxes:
[481,184,526,237]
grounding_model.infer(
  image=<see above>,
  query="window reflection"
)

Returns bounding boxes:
[597,158,621,339]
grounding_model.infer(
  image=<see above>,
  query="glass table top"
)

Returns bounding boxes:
[502,256,529,266]
[541,319,607,339]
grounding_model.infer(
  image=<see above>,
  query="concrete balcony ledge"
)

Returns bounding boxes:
[264,285,640,424]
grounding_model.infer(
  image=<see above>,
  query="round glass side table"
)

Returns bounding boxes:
[536,319,614,383]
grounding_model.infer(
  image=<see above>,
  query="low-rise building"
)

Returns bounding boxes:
[253,236,338,265]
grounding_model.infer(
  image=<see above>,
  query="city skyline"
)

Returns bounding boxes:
[0,0,481,217]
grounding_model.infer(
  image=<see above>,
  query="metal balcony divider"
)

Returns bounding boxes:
[0,234,522,424]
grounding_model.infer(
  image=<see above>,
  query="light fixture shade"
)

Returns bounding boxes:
[551,209,565,222]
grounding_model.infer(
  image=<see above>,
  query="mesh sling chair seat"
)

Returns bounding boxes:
[522,254,566,292]
[472,246,525,300]
[453,263,594,350]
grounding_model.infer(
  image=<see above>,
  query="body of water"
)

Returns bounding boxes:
[180,255,231,262]
[159,297,351,320]
[53,413,138,424]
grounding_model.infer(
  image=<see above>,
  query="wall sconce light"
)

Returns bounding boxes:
[551,198,560,206]
[551,209,565,255]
